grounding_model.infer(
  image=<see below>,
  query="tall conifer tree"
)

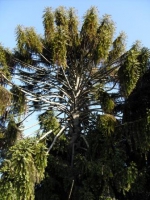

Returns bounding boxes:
[0,7,150,200]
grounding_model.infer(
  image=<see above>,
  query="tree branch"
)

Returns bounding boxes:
[37,129,53,142]
[47,126,66,153]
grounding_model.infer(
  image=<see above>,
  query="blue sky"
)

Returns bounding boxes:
[0,0,150,135]
[0,0,150,50]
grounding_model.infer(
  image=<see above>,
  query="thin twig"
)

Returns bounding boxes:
[68,180,74,200]
[80,135,89,148]
[18,110,35,125]
[20,122,39,131]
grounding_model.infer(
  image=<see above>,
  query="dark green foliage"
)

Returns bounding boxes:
[0,86,11,115]
[0,139,47,200]
[97,90,115,114]
[123,70,150,122]
[5,118,21,146]
[11,86,27,114]
[118,43,150,97]
[39,111,60,134]
[34,111,150,200]
[0,44,15,77]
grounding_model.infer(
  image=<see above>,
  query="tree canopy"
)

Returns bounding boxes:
[0,6,150,200]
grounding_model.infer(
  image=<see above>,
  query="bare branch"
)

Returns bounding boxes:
[17,112,35,127]
[47,126,66,153]
[80,135,89,148]
[40,53,51,64]
[68,180,74,200]
[20,122,40,131]
[37,129,53,142]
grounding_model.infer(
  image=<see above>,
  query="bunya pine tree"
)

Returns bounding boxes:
[0,6,150,200]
